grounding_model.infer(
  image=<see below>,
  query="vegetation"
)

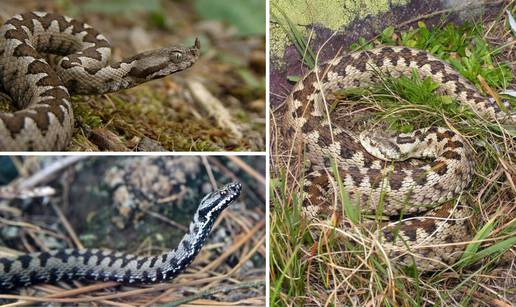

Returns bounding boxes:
[271,6,515,306]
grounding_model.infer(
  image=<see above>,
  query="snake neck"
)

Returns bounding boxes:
[158,211,216,280]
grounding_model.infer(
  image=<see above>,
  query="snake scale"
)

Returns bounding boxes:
[0,182,241,290]
[284,46,515,270]
[0,12,199,151]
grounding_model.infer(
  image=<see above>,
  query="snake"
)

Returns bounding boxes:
[0,182,241,290]
[0,11,200,151]
[284,46,515,270]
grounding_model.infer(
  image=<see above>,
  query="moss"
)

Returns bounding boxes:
[69,81,261,151]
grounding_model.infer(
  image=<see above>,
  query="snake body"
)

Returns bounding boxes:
[284,46,514,270]
[0,12,199,150]
[0,182,241,290]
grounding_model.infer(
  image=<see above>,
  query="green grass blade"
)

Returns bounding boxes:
[330,157,360,224]
[271,3,316,69]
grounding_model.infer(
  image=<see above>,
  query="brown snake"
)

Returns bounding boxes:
[0,12,199,151]
[284,46,514,270]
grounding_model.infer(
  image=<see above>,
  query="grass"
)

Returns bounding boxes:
[270,3,316,70]
[271,6,515,306]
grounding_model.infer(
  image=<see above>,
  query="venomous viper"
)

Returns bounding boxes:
[0,11,199,151]
[284,46,515,270]
[0,182,241,290]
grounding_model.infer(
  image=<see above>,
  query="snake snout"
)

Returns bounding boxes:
[226,181,242,194]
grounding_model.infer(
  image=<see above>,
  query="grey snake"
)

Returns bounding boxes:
[0,182,241,290]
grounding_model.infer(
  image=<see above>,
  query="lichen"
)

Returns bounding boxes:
[270,0,409,60]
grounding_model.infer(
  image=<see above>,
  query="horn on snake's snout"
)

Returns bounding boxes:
[190,38,201,58]
[193,37,201,50]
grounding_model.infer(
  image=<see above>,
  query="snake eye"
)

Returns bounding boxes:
[171,52,183,63]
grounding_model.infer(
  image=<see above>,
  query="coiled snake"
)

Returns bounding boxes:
[284,46,514,270]
[0,12,199,151]
[0,182,241,290]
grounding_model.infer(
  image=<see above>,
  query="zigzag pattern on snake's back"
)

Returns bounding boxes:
[0,182,241,290]
[283,46,514,270]
[0,12,199,150]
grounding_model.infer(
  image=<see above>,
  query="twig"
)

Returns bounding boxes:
[186,79,243,138]
[0,186,55,200]
[201,156,217,190]
[0,275,250,303]
[226,156,266,186]
[141,209,188,232]
[50,202,83,249]
[0,284,171,303]
[17,156,86,189]
[158,280,265,307]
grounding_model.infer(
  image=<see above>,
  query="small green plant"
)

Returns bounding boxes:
[378,21,513,91]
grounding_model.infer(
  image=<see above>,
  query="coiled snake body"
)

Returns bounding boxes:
[284,46,514,270]
[0,182,241,290]
[0,12,199,150]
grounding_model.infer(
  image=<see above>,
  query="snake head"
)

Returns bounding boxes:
[359,130,404,161]
[197,182,242,219]
[127,38,201,81]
